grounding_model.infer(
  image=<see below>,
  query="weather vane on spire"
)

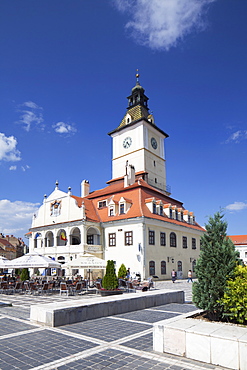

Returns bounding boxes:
[136,68,140,83]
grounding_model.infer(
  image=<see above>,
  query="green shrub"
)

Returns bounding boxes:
[118,263,127,279]
[102,260,118,290]
[20,268,30,282]
[218,265,247,324]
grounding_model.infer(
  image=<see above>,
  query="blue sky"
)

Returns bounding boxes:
[0,0,246,241]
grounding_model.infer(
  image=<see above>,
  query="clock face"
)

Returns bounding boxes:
[123,136,132,149]
[151,137,157,149]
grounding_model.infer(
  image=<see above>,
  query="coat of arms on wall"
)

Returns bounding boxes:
[50,200,61,217]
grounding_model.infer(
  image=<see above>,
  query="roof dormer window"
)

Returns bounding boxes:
[98,200,107,209]
[109,207,114,217]
[119,203,125,215]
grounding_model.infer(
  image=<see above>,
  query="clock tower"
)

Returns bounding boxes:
[108,73,170,194]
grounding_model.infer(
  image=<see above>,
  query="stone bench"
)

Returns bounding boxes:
[30,288,184,327]
[153,310,247,370]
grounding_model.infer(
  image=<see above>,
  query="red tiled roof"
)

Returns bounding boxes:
[228,235,247,245]
[75,178,205,231]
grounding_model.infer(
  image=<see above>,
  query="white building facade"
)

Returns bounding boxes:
[28,75,205,280]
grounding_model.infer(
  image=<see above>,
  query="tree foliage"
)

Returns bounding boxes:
[20,268,30,282]
[218,265,247,324]
[102,260,118,290]
[118,263,127,279]
[192,212,239,320]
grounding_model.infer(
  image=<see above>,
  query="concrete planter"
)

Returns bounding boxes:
[153,310,247,370]
[100,290,123,297]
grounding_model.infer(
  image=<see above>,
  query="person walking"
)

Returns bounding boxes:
[187,269,193,282]
[171,269,176,283]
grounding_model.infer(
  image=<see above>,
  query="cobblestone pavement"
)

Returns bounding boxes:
[0,280,228,370]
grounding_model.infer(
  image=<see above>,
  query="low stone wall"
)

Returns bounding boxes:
[30,288,184,327]
[153,311,247,370]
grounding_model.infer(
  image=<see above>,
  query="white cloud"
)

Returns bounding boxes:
[0,133,21,162]
[21,165,30,172]
[53,122,77,135]
[16,101,44,131]
[9,166,17,171]
[0,199,40,239]
[114,0,216,50]
[18,110,44,132]
[21,101,43,110]
[226,130,247,143]
[225,202,247,212]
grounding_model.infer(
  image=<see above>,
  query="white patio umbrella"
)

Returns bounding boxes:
[64,253,106,269]
[5,253,61,269]
[0,256,11,269]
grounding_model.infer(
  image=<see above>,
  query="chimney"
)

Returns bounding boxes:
[81,180,90,197]
[124,162,135,187]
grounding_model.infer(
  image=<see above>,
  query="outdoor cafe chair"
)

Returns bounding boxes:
[126,281,136,293]
[71,281,84,295]
[60,282,69,296]
[14,282,23,293]
[40,282,50,295]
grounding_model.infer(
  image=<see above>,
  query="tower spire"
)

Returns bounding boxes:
[127,70,149,110]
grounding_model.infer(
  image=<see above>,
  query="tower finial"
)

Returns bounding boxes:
[136,69,140,83]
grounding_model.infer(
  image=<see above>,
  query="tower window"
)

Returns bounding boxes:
[154,160,156,167]
[155,178,157,183]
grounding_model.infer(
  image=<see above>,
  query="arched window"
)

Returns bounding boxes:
[70,227,81,245]
[57,229,67,246]
[170,232,177,247]
[161,261,166,275]
[149,261,155,276]
[177,261,182,272]
[45,231,54,247]
[87,227,100,245]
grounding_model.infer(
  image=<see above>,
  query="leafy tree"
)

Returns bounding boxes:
[218,265,247,324]
[20,268,30,282]
[118,263,127,279]
[192,211,239,320]
[102,260,118,290]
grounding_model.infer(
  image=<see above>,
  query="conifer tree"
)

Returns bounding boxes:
[192,211,239,320]
[20,268,30,282]
[102,260,118,290]
[118,263,127,279]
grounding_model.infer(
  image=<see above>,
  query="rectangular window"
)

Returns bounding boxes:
[125,231,133,245]
[109,207,114,216]
[87,235,94,245]
[182,236,187,248]
[160,232,166,246]
[98,200,106,209]
[109,233,116,247]
[169,208,172,218]
[192,238,196,249]
[119,203,125,214]
[149,230,155,245]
